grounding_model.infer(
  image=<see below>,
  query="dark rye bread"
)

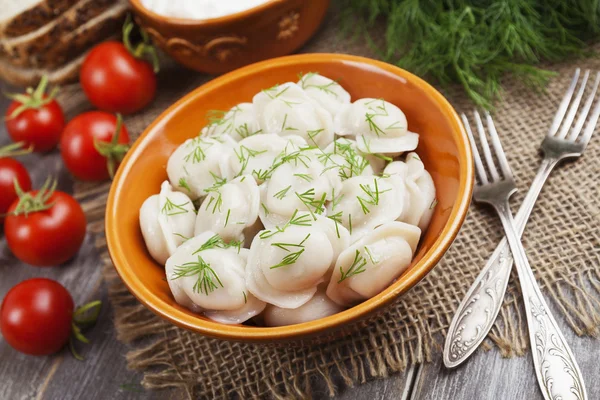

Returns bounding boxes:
[0,50,86,86]
[0,0,122,68]
[32,1,127,69]
[0,0,81,39]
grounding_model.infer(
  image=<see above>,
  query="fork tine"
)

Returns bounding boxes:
[474,110,501,182]
[485,111,514,180]
[549,68,580,137]
[556,70,590,139]
[568,71,600,142]
[579,82,600,146]
[462,113,488,185]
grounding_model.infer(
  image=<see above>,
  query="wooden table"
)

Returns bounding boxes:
[1,77,598,400]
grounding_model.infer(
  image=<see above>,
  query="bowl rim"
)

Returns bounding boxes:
[106,53,474,342]
[129,0,285,25]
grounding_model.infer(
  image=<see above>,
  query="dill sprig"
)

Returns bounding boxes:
[161,198,190,216]
[259,210,313,239]
[171,255,224,295]
[295,188,327,219]
[356,179,390,214]
[340,0,600,109]
[270,233,311,269]
[193,234,241,254]
[274,185,292,200]
[338,249,368,283]
[178,177,192,193]
[299,72,341,97]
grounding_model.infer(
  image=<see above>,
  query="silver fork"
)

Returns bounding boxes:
[462,110,588,400]
[444,69,600,368]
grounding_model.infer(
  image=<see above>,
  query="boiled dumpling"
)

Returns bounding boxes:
[167,135,236,199]
[334,98,418,155]
[384,153,436,231]
[325,175,405,243]
[166,231,266,324]
[319,137,383,180]
[297,73,351,116]
[258,150,342,228]
[263,284,345,326]
[201,103,262,142]
[221,133,307,182]
[246,212,349,308]
[139,181,196,265]
[195,175,260,244]
[326,222,421,306]
[253,82,334,148]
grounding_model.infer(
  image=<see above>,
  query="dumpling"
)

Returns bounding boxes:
[326,222,421,306]
[297,73,351,116]
[201,103,262,142]
[166,231,266,324]
[253,82,334,148]
[194,175,260,244]
[220,133,307,182]
[139,181,196,265]
[384,153,436,231]
[334,98,419,155]
[263,284,345,327]
[325,175,405,243]
[258,149,342,228]
[166,135,236,199]
[246,212,350,309]
[319,137,381,180]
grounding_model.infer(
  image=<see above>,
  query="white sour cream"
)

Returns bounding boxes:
[140,0,272,20]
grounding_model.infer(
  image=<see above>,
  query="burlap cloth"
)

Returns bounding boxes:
[63,12,600,400]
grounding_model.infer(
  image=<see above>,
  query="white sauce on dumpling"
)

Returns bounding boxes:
[326,175,405,243]
[297,73,351,116]
[194,175,260,244]
[167,136,236,199]
[166,232,265,324]
[253,82,334,148]
[384,152,436,231]
[334,98,419,155]
[201,103,262,142]
[221,133,307,182]
[246,213,349,309]
[139,181,196,265]
[326,222,421,306]
[263,284,345,326]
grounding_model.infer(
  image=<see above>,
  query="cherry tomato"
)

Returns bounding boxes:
[60,112,130,181]
[1,279,74,355]
[80,38,157,114]
[0,145,32,222]
[5,182,86,266]
[4,76,65,152]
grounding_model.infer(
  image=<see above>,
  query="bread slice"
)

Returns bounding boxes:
[0,0,124,68]
[0,50,86,86]
[0,0,81,39]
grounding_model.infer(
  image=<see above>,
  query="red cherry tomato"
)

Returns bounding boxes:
[60,111,130,181]
[80,41,157,114]
[0,158,31,222]
[5,183,86,266]
[1,279,74,355]
[4,76,65,152]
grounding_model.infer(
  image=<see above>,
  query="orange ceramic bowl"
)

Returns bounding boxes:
[106,53,474,344]
[128,0,330,74]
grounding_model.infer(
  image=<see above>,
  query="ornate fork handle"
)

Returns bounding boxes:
[444,158,557,367]
[495,200,587,400]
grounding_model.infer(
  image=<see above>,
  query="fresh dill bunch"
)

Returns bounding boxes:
[339,0,600,109]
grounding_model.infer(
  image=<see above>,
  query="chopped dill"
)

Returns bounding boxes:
[171,255,224,295]
[338,250,367,283]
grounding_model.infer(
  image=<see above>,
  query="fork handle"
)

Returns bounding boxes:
[495,200,587,400]
[444,158,557,367]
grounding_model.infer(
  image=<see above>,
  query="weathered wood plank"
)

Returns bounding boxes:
[412,319,599,399]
